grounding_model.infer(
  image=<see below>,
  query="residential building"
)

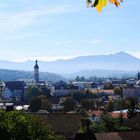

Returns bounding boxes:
[0,81,5,99]
[2,81,25,102]
[54,88,79,97]
[123,86,140,101]
[72,82,93,89]
[39,113,83,139]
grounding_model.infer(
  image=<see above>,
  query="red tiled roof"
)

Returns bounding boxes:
[38,113,82,139]
[99,90,114,94]
[95,132,140,140]
[86,111,103,117]
[86,111,127,119]
[109,112,127,119]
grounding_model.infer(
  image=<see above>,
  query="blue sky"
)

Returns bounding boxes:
[0,0,140,62]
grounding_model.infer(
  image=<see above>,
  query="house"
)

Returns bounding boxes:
[75,132,140,140]
[38,113,83,139]
[95,132,140,140]
[0,81,5,99]
[86,110,128,122]
[98,90,114,96]
[2,81,25,102]
[123,86,140,101]
[86,111,103,122]
[0,102,13,110]
[109,112,127,119]
[72,82,93,89]
[54,88,79,97]
[2,88,13,101]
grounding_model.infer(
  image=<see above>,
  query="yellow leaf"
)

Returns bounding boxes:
[95,0,107,13]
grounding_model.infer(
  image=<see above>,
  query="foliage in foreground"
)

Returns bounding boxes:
[90,113,131,133]
[79,113,131,133]
[0,110,63,140]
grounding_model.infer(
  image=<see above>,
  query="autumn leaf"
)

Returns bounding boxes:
[95,0,107,13]
[86,0,123,12]
[109,0,121,7]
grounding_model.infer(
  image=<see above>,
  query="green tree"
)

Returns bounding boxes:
[127,97,138,119]
[29,95,52,112]
[81,76,86,82]
[0,110,63,140]
[24,85,51,104]
[40,86,51,96]
[103,83,114,90]
[24,85,41,103]
[105,100,115,112]
[75,75,80,81]
[75,76,86,82]
[80,99,95,111]
[100,113,114,131]
[91,113,131,132]
[114,99,127,110]
[114,86,123,98]
[63,98,76,112]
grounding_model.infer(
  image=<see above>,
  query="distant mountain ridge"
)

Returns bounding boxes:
[0,52,140,74]
[65,69,137,79]
[0,69,66,82]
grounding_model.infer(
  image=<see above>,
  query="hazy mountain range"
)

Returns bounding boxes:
[0,52,140,73]
[0,52,139,81]
[66,69,137,79]
[0,69,66,82]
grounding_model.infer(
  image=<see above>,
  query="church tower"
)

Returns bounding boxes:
[138,70,140,80]
[34,60,39,83]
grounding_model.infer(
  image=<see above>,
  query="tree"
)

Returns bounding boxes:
[63,98,76,112]
[103,83,114,90]
[73,90,98,103]
[114,86,123,98]
[80,99,95,111]
[24,85,41,103]
[29,95,52,112]
[75,75,80,81]
[86,0,123,12]
[127,97,138,119]
[105,100,115,112]
[75,76,86,82]
[73,91,85,102]
[24,85,51,103]
[91,112,131,132]
[81,76,86,82]
[0,110,63,140]
[40,86,51,97]
[114,99,127,110]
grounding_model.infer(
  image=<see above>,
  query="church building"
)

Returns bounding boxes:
[138,70,140,80]
[34,60,39,83]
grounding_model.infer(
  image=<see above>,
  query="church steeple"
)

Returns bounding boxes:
[138,70,140,80]
[34,60,39,83]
